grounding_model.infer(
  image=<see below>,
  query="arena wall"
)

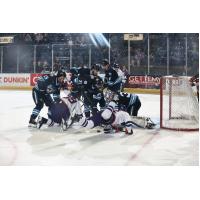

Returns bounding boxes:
[0,73,161,94]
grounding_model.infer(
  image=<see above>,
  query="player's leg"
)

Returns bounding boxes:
[99,94,106,111]
[83,95,92,118]
[128,96,141,116]
[29,89,44,127]
[101,101,118,134]
[115,111,134,135]
[92,99,99,116]
[78,111,103,129]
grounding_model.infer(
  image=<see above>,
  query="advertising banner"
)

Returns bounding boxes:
[0,36,14,44]
[126,75,161,89]
[0,74,30,87]
[30,73,43,86]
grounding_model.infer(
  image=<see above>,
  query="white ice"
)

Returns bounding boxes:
[0,90,198,166]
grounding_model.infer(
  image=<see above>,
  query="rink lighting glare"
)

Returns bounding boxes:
[88,33,110,48]
[89,33,98,47]
[99,33,110,47]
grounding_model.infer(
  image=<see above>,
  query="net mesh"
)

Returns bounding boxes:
[161,76,199,131]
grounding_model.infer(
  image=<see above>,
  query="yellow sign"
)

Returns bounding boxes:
[0,36,14,44]
[124,34,143,41]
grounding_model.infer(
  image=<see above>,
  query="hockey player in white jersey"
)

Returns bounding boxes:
[78,99,156,134]
[78,101,134,135]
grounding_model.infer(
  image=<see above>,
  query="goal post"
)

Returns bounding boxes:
[160,76,199,131]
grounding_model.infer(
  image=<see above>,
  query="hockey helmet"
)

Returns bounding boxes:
[104,90,117,102]
[102,59,109,66]
[113,63,119,68]
[91,64,101,71]
[56,70,66,78]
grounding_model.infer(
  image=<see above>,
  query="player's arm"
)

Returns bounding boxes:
[36,75,50,92]
[108,70,122,87]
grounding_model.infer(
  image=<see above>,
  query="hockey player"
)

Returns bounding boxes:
[78,101,134,135]
[78,65,90,78]
[29,70,66,127]
[74,68,93,118]
[68,65,90,99]
[117,92,141,116]
[102,59,121,93]
[90,64,106,114]
[78,99,156,134]
[113,63,126,91]
[37,93,83,130]
[112,92,154,129]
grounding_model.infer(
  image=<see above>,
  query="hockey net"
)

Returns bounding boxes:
[160,76,199,131]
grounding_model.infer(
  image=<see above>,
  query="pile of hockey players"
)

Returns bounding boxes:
[29,59,156,135]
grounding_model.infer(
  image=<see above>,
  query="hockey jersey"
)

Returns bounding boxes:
[104,67,121,92]
[34,74,64,101]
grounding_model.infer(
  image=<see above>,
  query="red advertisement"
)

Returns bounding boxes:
[30,73,72,87]
[127,75,161,89]
[30,74,43,86]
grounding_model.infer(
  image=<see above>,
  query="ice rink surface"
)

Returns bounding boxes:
[0,90,198,166]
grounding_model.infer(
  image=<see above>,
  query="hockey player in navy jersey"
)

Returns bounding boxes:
[70,64,105,118]
[72,67,93,118]
[102,59,121,93]
[90,64,106,115]
[117,92,141,116]
[70,65,91,99]
[28,70,66,127]
[78,65,91,78]
[113,63,126,91]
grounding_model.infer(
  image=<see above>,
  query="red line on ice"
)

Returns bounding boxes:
[125,130,159,165]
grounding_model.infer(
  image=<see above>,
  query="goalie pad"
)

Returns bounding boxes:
[131,116,156,129]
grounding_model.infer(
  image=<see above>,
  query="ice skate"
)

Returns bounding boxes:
[37,116,48,129]
[28,118,37,128]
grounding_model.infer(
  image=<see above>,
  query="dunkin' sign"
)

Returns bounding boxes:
[0,74,30,86]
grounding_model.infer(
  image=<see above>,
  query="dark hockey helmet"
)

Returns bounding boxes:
[95,78,103,89]
[113,63,119,68]
[102,59,109,66]
[91,64,101,71]
[56,70,66,78]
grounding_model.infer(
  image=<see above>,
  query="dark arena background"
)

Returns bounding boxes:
[0,33,198,91]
